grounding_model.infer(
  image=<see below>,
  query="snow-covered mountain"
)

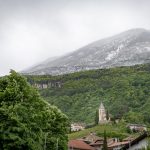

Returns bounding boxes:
[22,28,150,75]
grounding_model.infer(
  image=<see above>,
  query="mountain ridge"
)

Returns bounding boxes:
[22,28,150,75]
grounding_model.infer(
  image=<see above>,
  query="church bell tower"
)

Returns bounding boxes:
[99,102,107,124]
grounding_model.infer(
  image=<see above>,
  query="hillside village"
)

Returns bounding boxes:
[68,132,148,150]
[69,102,149,150]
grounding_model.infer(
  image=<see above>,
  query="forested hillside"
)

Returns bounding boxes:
[26,64,150,124]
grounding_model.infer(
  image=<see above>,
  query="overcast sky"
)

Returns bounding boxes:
[0,0,150,75]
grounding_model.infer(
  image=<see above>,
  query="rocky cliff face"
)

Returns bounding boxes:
[22,28,150,75]
[31,81,62,89]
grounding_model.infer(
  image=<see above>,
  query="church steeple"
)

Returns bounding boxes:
[99,102,105,109]
[98,102,107,124]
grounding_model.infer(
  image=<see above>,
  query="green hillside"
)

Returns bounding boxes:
[68,123,131,140]
[26,64,150,124]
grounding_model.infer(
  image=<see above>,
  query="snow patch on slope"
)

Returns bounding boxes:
[105,44,124,61]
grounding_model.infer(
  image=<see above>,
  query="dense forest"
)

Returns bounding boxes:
[26,64,150,124]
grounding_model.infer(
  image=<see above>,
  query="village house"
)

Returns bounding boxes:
[122,132,148,150]
[89,139,103,150]
[122,136,135,142]
[79,133,122,150]
[68,102,149,150]
[68,139,95,150]
[73,133,106,150]
[127,124,147,132]
[68,132,149,150]
[82,133,102,143]
[106,133,148,150]
[71,123,85,132]
[108,141,130,150]
[89,138,117,150]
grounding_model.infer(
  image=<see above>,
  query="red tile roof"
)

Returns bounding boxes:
[108,141,129,148]
[90,139,103,146]
[68,140,95,150]
[82,133,103,142]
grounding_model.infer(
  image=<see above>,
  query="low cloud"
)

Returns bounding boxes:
[0,0,150,75]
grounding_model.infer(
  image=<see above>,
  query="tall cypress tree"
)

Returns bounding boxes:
[95,109,99,125]
[106,110,109,121]
[103,130,108,150]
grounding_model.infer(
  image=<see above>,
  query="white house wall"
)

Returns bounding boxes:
[127,138,148,150]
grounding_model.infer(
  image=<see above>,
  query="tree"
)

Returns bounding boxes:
[123,111,144,124]
[106,110,109,121]
[95,109,99,125]
[103,130,108,150]
[0,70,69,150]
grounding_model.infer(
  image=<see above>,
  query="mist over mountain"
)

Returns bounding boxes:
[22,28,150,75]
